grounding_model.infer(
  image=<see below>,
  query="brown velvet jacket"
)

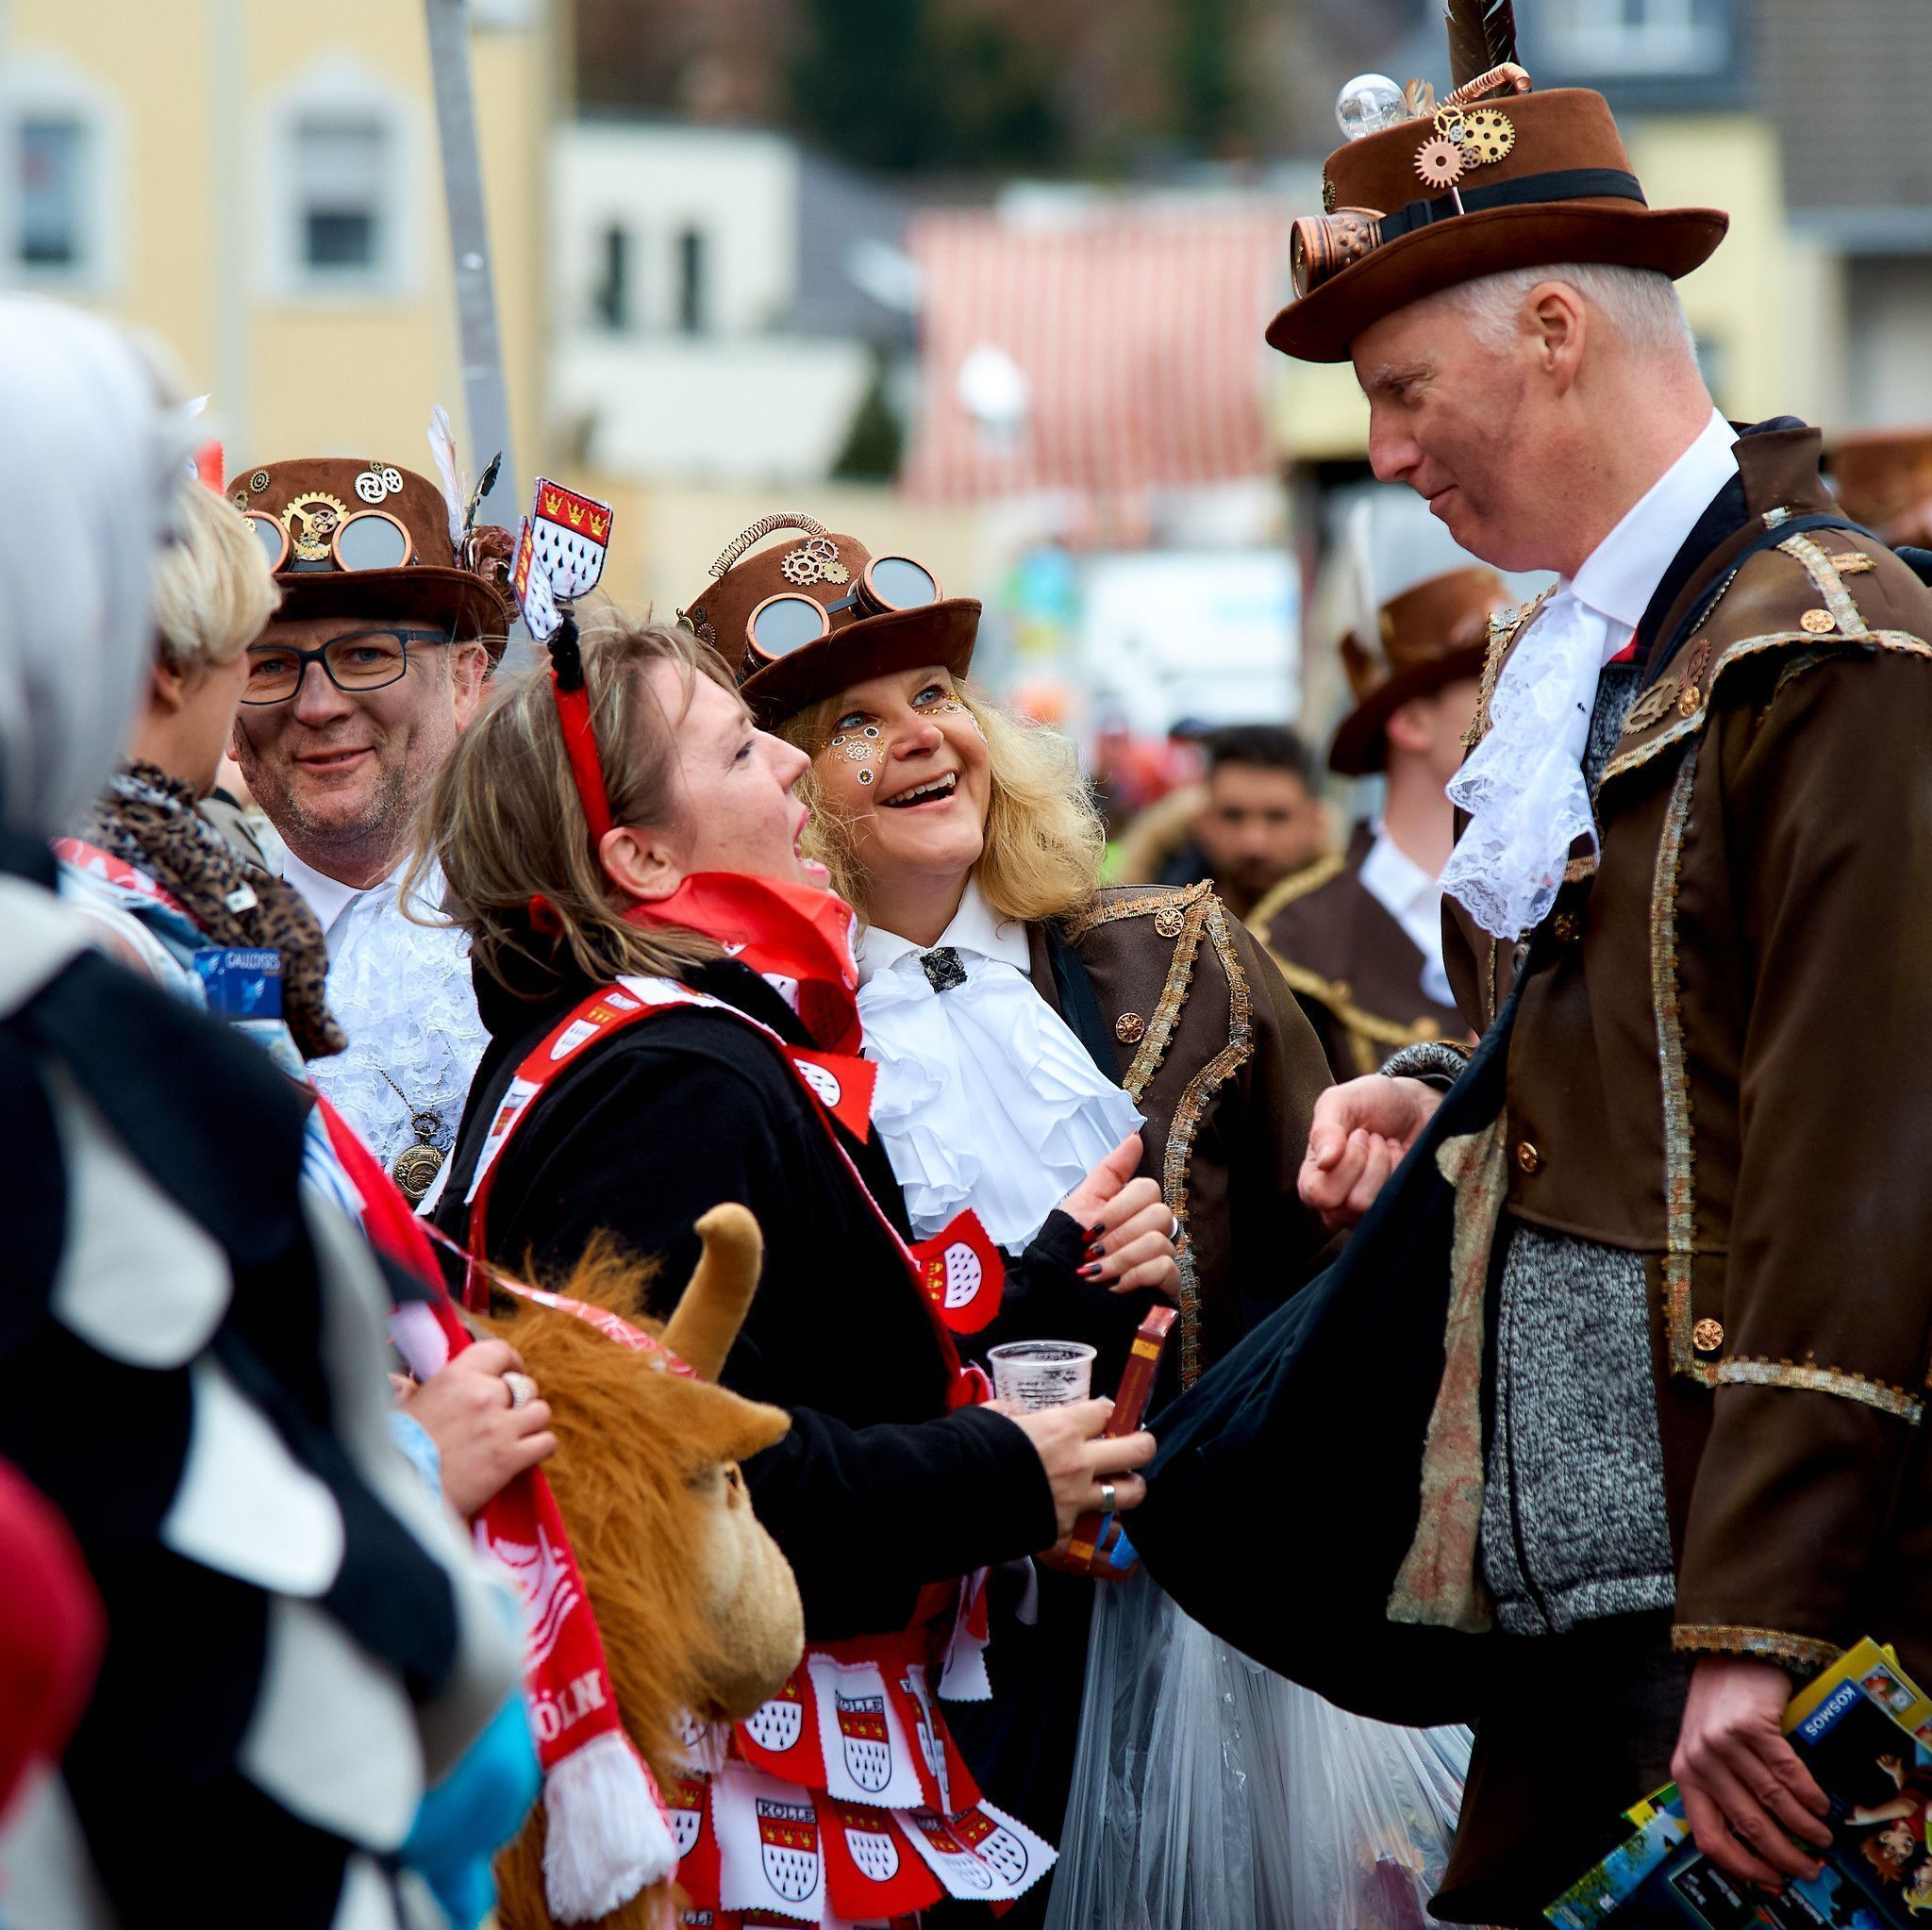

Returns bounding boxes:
[1444,426,1932,1682]
[1250,824,1470,1082]
[1024,881,1334,1387]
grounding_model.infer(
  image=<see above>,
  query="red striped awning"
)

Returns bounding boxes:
[902,204,1291,504]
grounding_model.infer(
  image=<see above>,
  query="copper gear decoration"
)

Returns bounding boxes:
[1414,135,1468,190]
[779,546,824,586]
[1458,108,1516,164]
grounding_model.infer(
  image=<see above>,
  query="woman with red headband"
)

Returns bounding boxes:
[417,610,1158,1923]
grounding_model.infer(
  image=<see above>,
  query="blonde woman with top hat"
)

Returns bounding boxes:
[681,517,1472,1928]
[421,608,1164,1924]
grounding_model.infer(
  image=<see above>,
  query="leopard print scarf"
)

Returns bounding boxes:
[81,761,346,1061]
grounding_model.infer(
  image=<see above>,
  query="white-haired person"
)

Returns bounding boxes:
[1265,42,1932,1923]
[0,297,522,1924]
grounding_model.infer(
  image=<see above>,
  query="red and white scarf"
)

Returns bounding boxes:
[313,1096,679,1923]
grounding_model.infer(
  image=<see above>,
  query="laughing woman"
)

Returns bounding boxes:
[678,519,1368,1923]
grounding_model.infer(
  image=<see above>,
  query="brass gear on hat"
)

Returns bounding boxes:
[779,546,824,586]
[1458,108,1516,164]
[280,491,347,562]
[1414,136,1468,190]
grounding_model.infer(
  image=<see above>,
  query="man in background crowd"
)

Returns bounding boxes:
[1144,723,1330,920]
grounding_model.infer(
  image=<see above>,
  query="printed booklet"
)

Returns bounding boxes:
[1546,1639,1932,1928]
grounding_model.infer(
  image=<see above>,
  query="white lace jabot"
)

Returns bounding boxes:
[282,852,487,1172]
[856,880,1144,1249]
[1442,410,1740,939]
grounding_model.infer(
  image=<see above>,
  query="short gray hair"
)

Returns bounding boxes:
[1436,262,1696,363]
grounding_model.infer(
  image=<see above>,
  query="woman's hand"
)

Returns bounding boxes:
[1061,1135,1180,1301]
[398,1338,558,1519]
[1009,1397,1157,1539]
[1298,1076,1442,1231]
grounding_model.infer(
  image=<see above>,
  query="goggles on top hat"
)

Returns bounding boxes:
[744,552,945,665]
[242,502,418,575]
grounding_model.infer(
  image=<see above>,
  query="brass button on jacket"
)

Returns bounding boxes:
[1692,1318,1724,1355]
[1515,1140,1541,1175]
[1552,912,1580,943]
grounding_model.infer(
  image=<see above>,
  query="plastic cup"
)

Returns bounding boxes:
[988,1340,1096,1411]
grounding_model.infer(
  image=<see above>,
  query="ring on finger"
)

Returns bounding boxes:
[1098,1481,1117,1518]
[503,1370,539,1409]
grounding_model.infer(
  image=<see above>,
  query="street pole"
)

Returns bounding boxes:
[424,0,518,533]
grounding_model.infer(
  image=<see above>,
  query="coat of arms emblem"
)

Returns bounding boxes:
[530,476,613,599]
[912,1813,994,1891]
[840,1805,902,1883]
[956,1806,1030,1886]
[744,1677,805,1755]
[486,1522,578,1667]
[668,1775,705,1858]
[834,1691,892,1792]
[755,1797,820,1902]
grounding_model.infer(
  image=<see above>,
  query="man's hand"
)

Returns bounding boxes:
[1297,1075,1442,1231]
[399,1338,558,1519]
[1672,1655,1830,1889]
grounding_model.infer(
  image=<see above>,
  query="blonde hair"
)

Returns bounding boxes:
[406,612,732,993]
[779,675,1105,925]
[154,476,281,676]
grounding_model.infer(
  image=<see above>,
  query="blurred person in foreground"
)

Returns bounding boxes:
[0,295,521,1925]
[1170,30,1932,1924]
[226,450,512,1201]
[1250,566,1500,1080]
[54,455,558,1548]
[686,519,1472,1927]
[420,608,1157,1924]
[1141,723,1331,917]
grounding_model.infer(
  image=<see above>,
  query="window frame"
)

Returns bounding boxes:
[1,49,125,293]
[259,56,424,306]
[1537,0,1729,77]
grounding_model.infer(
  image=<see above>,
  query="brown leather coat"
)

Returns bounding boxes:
[1445,426,1932,1683]
[1250,825,1469,1082]
[1025,881,1334,1386]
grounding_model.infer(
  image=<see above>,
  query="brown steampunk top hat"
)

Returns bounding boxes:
[225,457,516,657]
[1826,428,1932,547]
[679,512,980,726]
[1272,12,1728,363]
[1329,563,1507,776]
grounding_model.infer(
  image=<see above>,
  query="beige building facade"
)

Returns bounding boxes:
[1,0,557,488]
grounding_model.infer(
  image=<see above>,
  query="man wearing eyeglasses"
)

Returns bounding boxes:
[226,456,516,1204]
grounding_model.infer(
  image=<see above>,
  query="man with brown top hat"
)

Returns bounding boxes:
[1260,18,1932,1924]
[225,450,513,1200]
[1249,565,1499,1080]
[1829,426,1932,552]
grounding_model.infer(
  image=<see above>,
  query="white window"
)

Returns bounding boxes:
[262,58,419,301]
[3,52,122,290]
[293,113,391,275]
[1541,0,1725,75]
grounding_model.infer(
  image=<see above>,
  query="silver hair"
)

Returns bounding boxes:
[0,298,181,838]
[1436,262,1697,363]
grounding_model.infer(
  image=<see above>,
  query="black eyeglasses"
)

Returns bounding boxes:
[242,627,453,705]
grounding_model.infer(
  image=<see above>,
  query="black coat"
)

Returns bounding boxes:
[438,954,1061,1641]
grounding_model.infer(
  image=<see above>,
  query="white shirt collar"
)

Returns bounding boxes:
[279,846,380,936]
[855,877,1032,988]
[1568,409,1740,642]
[1357,825,1437,924]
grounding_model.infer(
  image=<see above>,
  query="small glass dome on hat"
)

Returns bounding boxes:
[1335,74,1406,141]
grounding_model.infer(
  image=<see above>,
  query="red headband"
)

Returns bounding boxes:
[547,615,614,845]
